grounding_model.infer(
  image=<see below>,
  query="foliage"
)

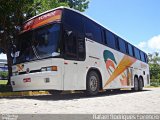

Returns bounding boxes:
[60,0,89,12]
[33,0,68,14]
[148,52,160,87]
[0,71,8,79]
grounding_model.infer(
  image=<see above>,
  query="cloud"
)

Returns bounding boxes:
[137,35,160,54]
[137,41,147,49]
[0,53,7,60]
[148,35,160,50]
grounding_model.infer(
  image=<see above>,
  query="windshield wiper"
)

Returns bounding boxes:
[31,45,41,60]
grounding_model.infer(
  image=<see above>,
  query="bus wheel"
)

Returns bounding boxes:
[133,76,139,91]
[86,71,100,96]
[138,77,143,91]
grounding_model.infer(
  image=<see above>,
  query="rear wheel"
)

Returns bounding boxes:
[133,77,139,91]
[86,71,100,96]
[138,77,143,91]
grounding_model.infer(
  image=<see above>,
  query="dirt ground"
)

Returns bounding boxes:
[0,88,160,114]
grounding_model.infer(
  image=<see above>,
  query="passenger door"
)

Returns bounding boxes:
[63,29,85,90]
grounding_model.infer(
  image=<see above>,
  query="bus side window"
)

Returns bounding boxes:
[102,29,107,45]
[105,31,116,49]
[140,51,145,62]
[63,9,83,33]
[128,44,134,56]
[84,19,94,40]
[145,54,148,63]
[84,18,102,43]
[64,30,77,59]
[118,38,127,53]
[94,25,102,43]
[77,34,85,61]
[134,47,140,60]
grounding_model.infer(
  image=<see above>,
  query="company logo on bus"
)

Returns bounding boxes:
[23,20,34,32]
[22,10,62,32]
[38,11,56,20]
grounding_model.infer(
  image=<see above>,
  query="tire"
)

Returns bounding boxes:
[86,71,100,96]
[133,77,139,91]
[138,77,143,91]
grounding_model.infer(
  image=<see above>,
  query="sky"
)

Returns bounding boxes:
[0,0,160,59]
[84,0,160,54]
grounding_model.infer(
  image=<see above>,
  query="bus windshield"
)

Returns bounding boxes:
[13,23,61,64]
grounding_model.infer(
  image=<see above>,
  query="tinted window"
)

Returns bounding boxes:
[64,29,77,59]
[94,26,102,43]
[77,34,85,60]
[128,44,134,56]
[84,19,102,43]
[105,31,116,49]
[118,38,126,53]
[15,24,61,64]
[140,51,145,62]
[64,9,83,33]
[134,48,140,59]
[145,54,148,63]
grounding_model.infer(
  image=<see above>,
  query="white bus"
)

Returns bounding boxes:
[11,7,150,95]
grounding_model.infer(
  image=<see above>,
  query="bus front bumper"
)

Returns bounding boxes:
[11,71,63,91]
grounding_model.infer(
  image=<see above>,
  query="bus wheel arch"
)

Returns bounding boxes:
[86,68,102,95]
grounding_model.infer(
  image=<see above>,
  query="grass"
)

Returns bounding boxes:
[145,86,160,88]
[0,80,8,85]
[0,80,11,92]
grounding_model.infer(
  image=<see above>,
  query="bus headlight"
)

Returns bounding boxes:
[41,66,58,72]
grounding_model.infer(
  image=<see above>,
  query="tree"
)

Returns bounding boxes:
[0,0,89,86]
[148,52,160,86]
[0,0,36,85]
[60,0,89,12]
[0,71,8,80]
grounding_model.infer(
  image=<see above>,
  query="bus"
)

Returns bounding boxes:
[11,6,150,95]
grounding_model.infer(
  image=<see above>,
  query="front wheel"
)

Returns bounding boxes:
[86,71,100,96]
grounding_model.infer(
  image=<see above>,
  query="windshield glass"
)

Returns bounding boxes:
[13,23,61,64]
